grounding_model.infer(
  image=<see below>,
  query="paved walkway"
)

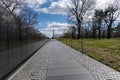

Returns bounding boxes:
[8,40,120,80]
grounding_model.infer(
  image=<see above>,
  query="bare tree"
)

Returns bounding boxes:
[20,9,38,26]
[67,0,95,39]
[115,23,120,37]
[0,0,24,40]
[103,2,120,39]
[0,0,24,23]
[92,17,97,39]
[94,9,104,39]
[69,26,77,38]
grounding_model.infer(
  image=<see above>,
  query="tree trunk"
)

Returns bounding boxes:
[77,21,81,39]
[107,23,112,39]
[77,26,80,39]
[103,30,105,38]
[93,30,96,39]
[98,25,101,39]
[92,25,96,39]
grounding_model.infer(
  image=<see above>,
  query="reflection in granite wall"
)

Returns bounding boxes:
[0,5,49,79]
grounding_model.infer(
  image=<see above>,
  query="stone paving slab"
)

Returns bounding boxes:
[8,42,50,80]
[46,74,94,80]
[47,68,90,76]
[46,40,95,80]
[48,62,83,69]
[8,40,120,80]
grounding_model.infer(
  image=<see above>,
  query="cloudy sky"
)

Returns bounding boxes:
[24,0,119,38]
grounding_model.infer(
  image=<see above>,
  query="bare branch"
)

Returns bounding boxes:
[67,0,95,39]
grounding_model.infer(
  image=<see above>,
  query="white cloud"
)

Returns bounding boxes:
[38,0,68,15]
[24,0,119,15]
[40,22,71,38]
[24,0,68,15]
[25,0,47,9]
[95,0,115,9]
[47,22,70,28]
[38,0,114,15]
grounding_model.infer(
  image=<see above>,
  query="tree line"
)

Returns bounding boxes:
[0,0,47,42]
[62,0,120,39]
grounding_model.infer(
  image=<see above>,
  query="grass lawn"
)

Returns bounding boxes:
[59,38,120,71]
